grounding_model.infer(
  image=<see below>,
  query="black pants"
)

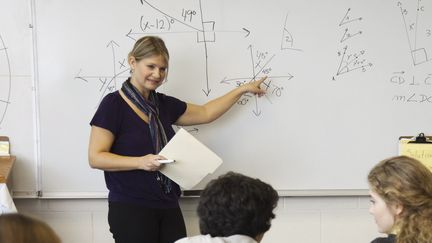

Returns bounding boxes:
[108,201,187,243]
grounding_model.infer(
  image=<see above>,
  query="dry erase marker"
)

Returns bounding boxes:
[157,159,175,164]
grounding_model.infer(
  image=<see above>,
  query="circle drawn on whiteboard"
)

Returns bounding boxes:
[0,34,12,128]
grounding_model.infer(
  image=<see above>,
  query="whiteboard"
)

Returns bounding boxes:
[33,0,432,197]
[0,0,37,197]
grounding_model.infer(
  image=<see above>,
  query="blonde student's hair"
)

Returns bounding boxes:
[0,213,61,243]
[368,156,432,243]
[128,36,170,64]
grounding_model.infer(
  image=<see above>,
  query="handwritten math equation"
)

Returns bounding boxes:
[390,71,432,103]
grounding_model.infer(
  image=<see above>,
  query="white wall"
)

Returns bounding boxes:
[15,197,382,243]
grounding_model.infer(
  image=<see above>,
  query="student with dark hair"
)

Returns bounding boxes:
[176,172,279,243]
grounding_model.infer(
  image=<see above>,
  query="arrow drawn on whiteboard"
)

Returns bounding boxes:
[198,0,212,97]
[220,75,294,84]
[74,69,88,83]
[252,95,261,116]
[340,28,362,43]
[126,29,137,41]
[139,0,213,97]
[107,40,120,90]
[126,28,250,41]
[242,28,250,37]
[339,8,362,26]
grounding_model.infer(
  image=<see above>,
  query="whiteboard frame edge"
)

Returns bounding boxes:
[17,189,370,199]
[38,192,109,199]
[183,189,369,197]
[29,0,43,196]
[12,190,38,198]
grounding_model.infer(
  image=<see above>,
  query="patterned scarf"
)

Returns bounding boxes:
[121,78,173,194]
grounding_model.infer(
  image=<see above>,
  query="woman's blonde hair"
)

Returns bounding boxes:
[368,155,432,243]
[0,213,61,243]
[128,36,169,65]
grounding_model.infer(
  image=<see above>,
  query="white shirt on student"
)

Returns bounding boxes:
[176,234,257,243]
[0,184,17,215]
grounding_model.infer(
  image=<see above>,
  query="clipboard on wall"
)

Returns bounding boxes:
[399,133,432,172]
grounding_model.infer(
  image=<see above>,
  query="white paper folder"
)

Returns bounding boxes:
[159,128,223,189]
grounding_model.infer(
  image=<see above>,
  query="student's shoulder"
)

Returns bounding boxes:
[175,235,224,243]
[175,235,206,243]
[371,235,396,243]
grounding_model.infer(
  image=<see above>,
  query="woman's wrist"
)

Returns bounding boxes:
[236,84,249,95]
[135,156,143,170]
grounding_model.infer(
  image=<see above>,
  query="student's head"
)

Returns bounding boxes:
[128,36,169,92]
[0,213,61,243]
[197,172,279,242]
[368,156,432,242]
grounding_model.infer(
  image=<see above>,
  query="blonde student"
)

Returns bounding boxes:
[368,155,432,243]
[0,213,61,243]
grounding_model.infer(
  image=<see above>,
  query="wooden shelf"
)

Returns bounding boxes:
[0,156,15,183]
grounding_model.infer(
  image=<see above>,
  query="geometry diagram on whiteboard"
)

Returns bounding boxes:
[280,13,302,52]
[0,34,11,128]
[339,8,362,26]
[76,0,252,106]
[332,8,372,81]
[334,45,373,78]
[133,0,251,97]
[197,21,215,42]
[75,40,130,106]
[412,48,429,66]
[397,0,431,66]
[220,44,294,117]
